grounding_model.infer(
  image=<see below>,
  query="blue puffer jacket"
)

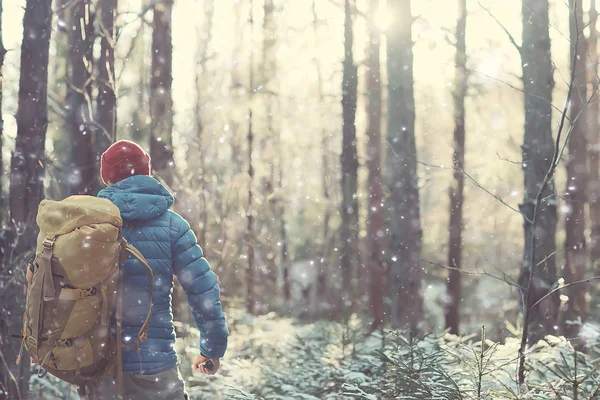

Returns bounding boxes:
[98,175,228,374]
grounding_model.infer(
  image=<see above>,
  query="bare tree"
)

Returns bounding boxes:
[0,0,5,218]
[340,0,359,309]
[150,0,176,186]
[516,0,589,383]
[95,0,118,191]
[386,0,424,332]
[312,0,330,308]
[445,0,467,336]
[67,0,94,195]
[515,0,559,344]
[9,0,52,255]
[130,1,151,145]
[246,0,256,314]
[366,0,385,330]
[261,0,281,303]
[47,0,71,200]
[192,0,214,246]
[2,0,53,396]
[562,0,588,338]
[588,0,600,270]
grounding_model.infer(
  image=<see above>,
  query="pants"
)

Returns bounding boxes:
[84,366,189,400]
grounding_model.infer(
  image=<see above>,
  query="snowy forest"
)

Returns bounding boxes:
[1,0,600,398]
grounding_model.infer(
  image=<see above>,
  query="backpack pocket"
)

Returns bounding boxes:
[52,337,94,371]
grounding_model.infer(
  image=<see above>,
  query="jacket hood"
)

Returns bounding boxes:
[97,175,174,221]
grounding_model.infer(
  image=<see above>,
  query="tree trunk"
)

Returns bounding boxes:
[48,0,71,200]
[246,0,256,315]
[366,0,385,331]
[588,0,600,271]
[130,1,150,145]
[9,0,52,255]
[340,0,359,310]
[2,0,53,396]
[67,0,94,195]
[562,0,588,339]
[94,0,118,192]
[193,0,214,246]
[312,0,330,307]
[444,0,467,336]
[386,0,424,332]
[150,0,176,187]
[518,0,558,344]
[262,0,280,303]
[0,0,4,221]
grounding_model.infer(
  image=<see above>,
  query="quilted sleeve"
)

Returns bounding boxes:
[169,211,228,358]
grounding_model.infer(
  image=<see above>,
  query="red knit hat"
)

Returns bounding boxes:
[101,140,151,185]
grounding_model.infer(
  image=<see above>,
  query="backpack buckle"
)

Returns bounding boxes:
[27,336,38,351]
[42,238,56,250]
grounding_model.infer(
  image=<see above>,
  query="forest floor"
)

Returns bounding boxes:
[28,308,600,399]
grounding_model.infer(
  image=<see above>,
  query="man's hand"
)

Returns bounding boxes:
[193,354,220,375]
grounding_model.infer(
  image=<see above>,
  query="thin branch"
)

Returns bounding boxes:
[0,348,23,400]
[450,64,570,119]
[421,259,525,291]
[556,76,600,172]
[479,2,521,54]
[530,276,600,311]
[416,159,531,223]
[496,153,522,165]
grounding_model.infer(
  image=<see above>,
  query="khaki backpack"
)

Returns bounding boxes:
[18,196,154,398]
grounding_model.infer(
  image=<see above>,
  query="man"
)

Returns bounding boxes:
[89,140,228,399]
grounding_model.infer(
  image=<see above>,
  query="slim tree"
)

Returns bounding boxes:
[95,0,118,191]
[340,0,359,308]
[9,0,53,255]
[517,0,558,343]
[246,0,256,314]
[366,0,385,330]
[445,0,467,335]
[67,0,94,195]
[312,0,329,306]
[150,0,176,186]
[262,0,281,300]
[0,0,5,217]
[192,0,214,245]
[588,0,600,270]
[130,0,151,144]
[2,0,53,397]
[562,0,588,338]
[386,0,424,332]
[48,0,72,200]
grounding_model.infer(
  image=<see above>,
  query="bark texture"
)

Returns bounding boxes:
[246,0,256,314]
[2,0,53,396]
[386,0,424,332]
[0,0,5,219]
[340,0,359,309]
[366,0,385,330]
[588,0,600,271]
[517,0,558,344]
[445,0,467,336]
[562,0,588,339]
[150,0,176,186]
[312,0,330,308]
[67,0,94,195]
[95,0,118,192]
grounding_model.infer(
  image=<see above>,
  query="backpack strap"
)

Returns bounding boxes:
[116,268,124,396]
[124,244,154,344]
[26,236,58,357]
